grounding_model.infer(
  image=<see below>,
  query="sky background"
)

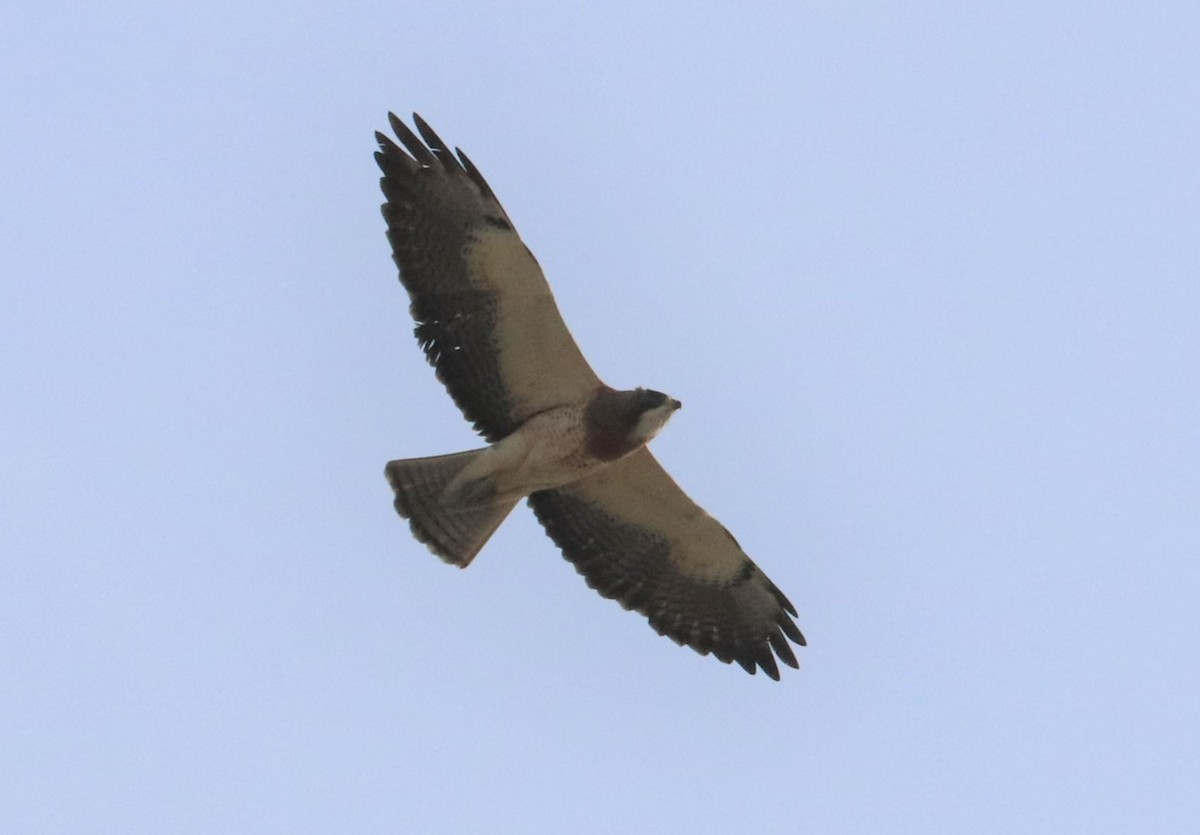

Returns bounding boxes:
[3,2,1198,832]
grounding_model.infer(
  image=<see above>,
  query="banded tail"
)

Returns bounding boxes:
[385,450,518,567]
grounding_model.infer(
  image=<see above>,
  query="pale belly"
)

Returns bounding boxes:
[449,404,613,502]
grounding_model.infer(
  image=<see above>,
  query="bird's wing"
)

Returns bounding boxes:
[375,113,602,442]
[527,448,805,679]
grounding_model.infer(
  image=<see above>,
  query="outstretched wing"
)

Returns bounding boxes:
[527,449,805,679]
[375,113,602,442]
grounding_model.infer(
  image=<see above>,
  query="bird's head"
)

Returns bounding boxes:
[628,387,682,445]
[583,386,682,461]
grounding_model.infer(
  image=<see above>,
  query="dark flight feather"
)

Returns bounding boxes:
[528,455,805,679]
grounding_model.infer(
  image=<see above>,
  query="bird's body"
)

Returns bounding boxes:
[375,113,805,678]
[386,387,680,566]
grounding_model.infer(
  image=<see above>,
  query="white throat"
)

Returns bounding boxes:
[632,401,679,444]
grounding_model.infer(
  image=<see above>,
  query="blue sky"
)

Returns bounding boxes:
[3,2,1198,832]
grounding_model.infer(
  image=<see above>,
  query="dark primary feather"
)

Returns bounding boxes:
[527,486,806,680]
[375,113,520,441]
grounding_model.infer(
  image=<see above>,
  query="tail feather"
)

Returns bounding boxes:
[385,450,517,567]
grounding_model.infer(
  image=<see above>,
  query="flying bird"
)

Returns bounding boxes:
[375,113,805,679]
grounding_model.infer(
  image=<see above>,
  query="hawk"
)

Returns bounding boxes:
[375,114,805,678]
